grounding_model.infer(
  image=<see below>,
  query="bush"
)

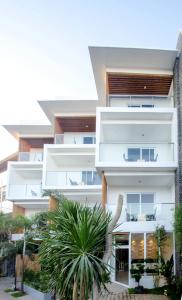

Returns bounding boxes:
[23,268,50,293]
[11,291,26,298]
[4,288,14,292]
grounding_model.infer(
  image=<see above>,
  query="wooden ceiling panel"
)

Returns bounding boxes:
[56,117,96,133]
[108,73,173,95]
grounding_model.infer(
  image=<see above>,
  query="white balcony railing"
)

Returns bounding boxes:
[18,151,43,162]
[8,184,42,198]
[54,134,96,145]
[46,171,101,187]
[99,143,175,163]
[108,95,173,107]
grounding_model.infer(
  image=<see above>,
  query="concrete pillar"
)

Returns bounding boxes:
[101,172,107,210]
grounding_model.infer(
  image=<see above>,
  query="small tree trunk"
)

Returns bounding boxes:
[93,195,123,300]
[21,230,26,292]
[14,254,17,291]
[72,279,78,300]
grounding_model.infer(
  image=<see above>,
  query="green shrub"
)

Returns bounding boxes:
[11,291,26,297]
[23,268,50,293]
[4,288,14,292]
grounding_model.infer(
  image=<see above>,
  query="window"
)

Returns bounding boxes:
[128,148,140,161]
[127,148,155,162]
[128,104,155,108]
[83,136,96,144]
[146,233,157,259]
[127,193,155,221]
[131,233,144,260]
[142,104,154,108]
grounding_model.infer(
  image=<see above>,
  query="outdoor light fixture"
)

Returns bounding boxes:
[144,85,147,89]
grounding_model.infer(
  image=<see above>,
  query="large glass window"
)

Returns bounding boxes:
[127,193,155,221]
[146,233,158,259]
[127,148,155,162]
[131,233,144,260]
[128,148,140,161]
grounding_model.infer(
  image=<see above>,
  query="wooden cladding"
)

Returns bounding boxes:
[108,73,173,95]
[19,137,54,152]
[55,117,96,133]
[0,152,18,173]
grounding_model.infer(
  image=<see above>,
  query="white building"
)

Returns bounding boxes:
[3,32,182,288]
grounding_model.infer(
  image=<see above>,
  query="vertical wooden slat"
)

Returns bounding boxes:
[102,172,107,210]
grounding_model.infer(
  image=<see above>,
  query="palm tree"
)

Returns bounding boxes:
[39,199,112,300]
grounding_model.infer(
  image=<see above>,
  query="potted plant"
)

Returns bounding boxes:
[130,263,144,293]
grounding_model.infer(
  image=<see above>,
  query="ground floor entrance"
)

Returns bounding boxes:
[113,231,174,288]
[115,248,129,285]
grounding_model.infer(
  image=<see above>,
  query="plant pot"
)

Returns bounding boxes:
[135,285,144,294]
[24,284,52,300]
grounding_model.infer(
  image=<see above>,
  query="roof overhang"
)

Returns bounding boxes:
[38,99,100,123]
[3,124,54,140]
[89,46,178,104]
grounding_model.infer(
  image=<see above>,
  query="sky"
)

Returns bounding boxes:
[0,0,182,160]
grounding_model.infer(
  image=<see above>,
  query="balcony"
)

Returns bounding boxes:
[108,202,174,224]
[99,143,175,164]
[46,171,101,187]
[8,184,42,199]
[54,134,96,144]
[125,202,175,222]
[108,95,173,108]
[18,151,43,162]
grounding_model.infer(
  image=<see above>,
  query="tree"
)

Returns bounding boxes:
[39,199,112,300]
[174,204,182,276]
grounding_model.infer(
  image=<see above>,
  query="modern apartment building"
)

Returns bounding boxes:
[3,31,182,288]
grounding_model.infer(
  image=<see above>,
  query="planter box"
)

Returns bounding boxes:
[24,284,52,300]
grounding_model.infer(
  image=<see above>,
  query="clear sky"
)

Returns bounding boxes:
[0,0,182,159]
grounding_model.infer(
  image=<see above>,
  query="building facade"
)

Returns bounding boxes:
[3,31,182,288]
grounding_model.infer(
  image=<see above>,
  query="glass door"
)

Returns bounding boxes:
[115,248,129,285]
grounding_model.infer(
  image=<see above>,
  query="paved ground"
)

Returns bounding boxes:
[0,277,170,300]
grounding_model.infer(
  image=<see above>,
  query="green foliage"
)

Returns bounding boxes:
[23,268,50,293]
[174,204,182,252]
[160,255,174,285]
[10,291,26,297]
[39,199,111,299]
[130,263,144,286]
[4,288,14,292]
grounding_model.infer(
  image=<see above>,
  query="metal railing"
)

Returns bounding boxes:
[18,151,43,161]
[8,184,42,198]
[99,142,175,163]
[46,170,101,186]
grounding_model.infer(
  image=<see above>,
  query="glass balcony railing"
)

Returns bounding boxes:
[125,203,175,222]
[54,134,96,145]
[18,151,43,161]
[46,171,101,186]
[8,184,42,198]
[107,203,175,223]
[108,95,173,107]
[99,143,175,163]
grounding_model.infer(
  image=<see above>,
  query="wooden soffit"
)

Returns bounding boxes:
[56,117,96,133]
[107,73,173,95]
